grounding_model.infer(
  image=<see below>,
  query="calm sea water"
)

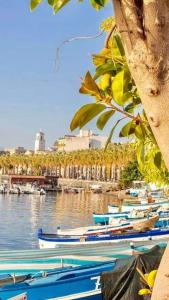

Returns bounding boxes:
[0,192,118,249]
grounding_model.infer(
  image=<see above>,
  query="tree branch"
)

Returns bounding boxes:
[55,31,104,70]
[105,24,117,48]
[107,103,135,119]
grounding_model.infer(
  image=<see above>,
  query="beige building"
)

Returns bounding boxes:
[25,150,34,156]
[5,147,26,155]
[53,130,107,152]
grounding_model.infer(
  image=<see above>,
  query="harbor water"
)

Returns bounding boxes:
[0,192,118,249]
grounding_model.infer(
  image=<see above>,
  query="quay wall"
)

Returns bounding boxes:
[57,178,119,190]
[0,175,119,190]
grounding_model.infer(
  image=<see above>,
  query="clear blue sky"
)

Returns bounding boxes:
[0,1,114,149]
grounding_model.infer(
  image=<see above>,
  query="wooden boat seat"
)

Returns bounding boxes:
[80,237,86,242]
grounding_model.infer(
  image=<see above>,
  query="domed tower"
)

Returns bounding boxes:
[35,131,45,153]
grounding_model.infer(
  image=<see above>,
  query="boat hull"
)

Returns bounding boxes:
[93,213,169,226]
[38,228,169,249]
[0,262,115,300]
[10,290,102,300]
[108,201,169,213]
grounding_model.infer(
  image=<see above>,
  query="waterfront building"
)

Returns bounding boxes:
[35,131,45,153]
[25,150,34,156]
[5,147,26,155]
[53,129,107,152]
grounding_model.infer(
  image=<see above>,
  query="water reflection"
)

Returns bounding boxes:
[0,192,118,249]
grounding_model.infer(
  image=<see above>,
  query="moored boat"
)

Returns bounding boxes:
[93,210,169,226]
[56,215,158,236]
[0,241,165,261]
[90,185,102,194]
[0,255,114,275]
[108,200,169,213]
[8,245,164,300]
[38,227,169,249]
[0,261,116,300]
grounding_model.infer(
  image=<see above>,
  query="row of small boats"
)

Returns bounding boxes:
[0,242,166,300]
[1,195,169,299]
[38,199,169,249]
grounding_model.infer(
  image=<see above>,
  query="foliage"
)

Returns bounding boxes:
[30,0,109,12]
[119,160,143,189]
[137,268,157,297]
[137,137,169,186]
[0,144,135,176]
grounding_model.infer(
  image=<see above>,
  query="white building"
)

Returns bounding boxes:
[35,131,45,153]
[53,129,107,152]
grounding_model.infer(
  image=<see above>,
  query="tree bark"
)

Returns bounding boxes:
[151,244,169,299]
[112,1,169,299]
[113,0,169,168]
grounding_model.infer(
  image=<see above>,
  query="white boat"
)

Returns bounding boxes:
[56,215,158,236]
[129,181,148,197]
[23,184,46,195]
[33,188,46,195]
[108,200,169,213]
[90,184,102,193]
[129,181,165,198]
[38,227,169,249]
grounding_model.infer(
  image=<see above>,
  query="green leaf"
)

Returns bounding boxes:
[105,119,122,150]
[30,0,43,11]
[90,0,108,9]
[70,103,106,131]
[112,65,131,106]
[93,0,106,7]
[98,74,111,90]
[110,34,125,60]
[90,0,102,10]
[154,152,162,169]
[113,35,125,57]
[80,71,101,97]
[133,96,141,105]
[125,103,135,113]
[137,142,145,171]
[121,91,133,104]
[124,96,141,113]
[119,121,135,137]
[135,123,145,140]
[53,0,70,12]
[94,62,116,80]
[48,0,55,5]
[138,289,151,296]
[92,48,112,67]
[97,110,115,130]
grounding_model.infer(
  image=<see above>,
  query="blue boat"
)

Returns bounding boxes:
[0,261,116,300]
[108,200,169,213]
[93,212,131,225]
[93,211,169,226]
[0,254,114,275]
[38,228,169,249]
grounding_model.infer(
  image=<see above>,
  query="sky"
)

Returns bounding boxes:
[0,1,115,149]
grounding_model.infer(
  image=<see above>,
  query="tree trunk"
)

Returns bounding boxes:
[113,1,169,299]
[113,0,169,169]
[151,244,169,299]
